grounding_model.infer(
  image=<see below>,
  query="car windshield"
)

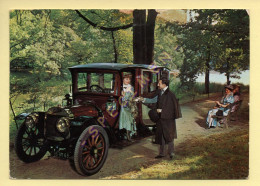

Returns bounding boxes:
[77,72,115,94]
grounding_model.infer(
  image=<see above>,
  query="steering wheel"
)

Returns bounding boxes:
[78,86,87,91]
[90,85,104,93]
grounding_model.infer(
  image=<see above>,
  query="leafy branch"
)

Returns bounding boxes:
[75,10,133,31]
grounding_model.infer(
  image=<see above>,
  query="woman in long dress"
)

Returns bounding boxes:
[119,74,136,141]
[206,85,234,128]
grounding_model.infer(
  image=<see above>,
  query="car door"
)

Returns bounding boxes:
[140,69,160,126]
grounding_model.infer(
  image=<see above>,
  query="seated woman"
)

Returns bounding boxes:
[206,85,234,128]
[119,74,136,141]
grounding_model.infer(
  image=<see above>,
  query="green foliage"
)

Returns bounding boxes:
[115,29,133,63]
[9,9,134,127]
[9,9,249,127]
[169,76,248,104]
[10,9,133,73]
[193,82,224,94]
[164,10,249,90]
[154,23,184,70]
[212,10,249,77]
[51,9,133,64]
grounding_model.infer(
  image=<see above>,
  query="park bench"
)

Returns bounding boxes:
[212,100,243,129]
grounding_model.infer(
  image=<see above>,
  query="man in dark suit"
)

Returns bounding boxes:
[138,77,182,159]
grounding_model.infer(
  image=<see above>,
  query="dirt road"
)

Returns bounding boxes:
[9,97,248,179]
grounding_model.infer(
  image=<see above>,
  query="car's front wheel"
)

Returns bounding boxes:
[15,123,47,163]
[74,125,109,176]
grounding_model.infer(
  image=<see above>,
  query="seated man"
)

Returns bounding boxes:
[229,84,242,121]
[231,84,241,113]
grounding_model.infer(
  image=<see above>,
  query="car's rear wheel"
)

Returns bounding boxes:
[74,125,109,176]
[15,123,47,163]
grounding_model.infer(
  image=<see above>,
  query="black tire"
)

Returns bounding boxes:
[14,123,47,163]
[74,125,109,176]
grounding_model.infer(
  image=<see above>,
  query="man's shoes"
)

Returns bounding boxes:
[155,155,164,159]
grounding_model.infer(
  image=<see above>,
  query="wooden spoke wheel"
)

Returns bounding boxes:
[15,123,47,163]
[74,125,109,176]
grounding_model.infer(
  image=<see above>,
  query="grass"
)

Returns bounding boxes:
[169,81,249,104]
[116,128,249,179]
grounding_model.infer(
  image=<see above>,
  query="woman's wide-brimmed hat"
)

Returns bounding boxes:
[225,84,234,90]
[123,73,132,79]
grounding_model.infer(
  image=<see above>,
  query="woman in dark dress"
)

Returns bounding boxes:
[231,84,241,113]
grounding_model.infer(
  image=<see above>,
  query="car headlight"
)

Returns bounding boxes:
[56,117,70,133]
[25,113,39,128]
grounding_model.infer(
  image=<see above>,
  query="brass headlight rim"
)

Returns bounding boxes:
[25,115,35,128]
[56,117,70,133]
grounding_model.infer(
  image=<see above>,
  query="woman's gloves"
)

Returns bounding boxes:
[133,97,144,102]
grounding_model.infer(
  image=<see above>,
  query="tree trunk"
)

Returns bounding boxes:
[133,9,147,64]
[205,66,210,95]
[10,98,18,129]
[76,9,157,65]
[226,58,230,85]
[111,31,118,63]
[226,73,230,85]
[146,9,158,64]
[205,17,212,96]
[205,50,210,95]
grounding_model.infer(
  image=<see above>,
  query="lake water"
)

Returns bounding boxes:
[196,70,249,85]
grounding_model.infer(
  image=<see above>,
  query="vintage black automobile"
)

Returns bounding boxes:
[14,63,170,176]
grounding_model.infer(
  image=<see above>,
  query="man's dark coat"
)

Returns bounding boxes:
[145,88,182,145]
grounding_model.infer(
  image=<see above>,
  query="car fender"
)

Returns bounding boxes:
[15,113,30,121]
[15,112,45,132]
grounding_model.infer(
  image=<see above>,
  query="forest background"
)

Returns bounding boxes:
[9,9,249,133]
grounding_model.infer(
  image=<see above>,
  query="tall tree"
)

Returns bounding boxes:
[75,9,158,64]
[75,10,133,63]
[212,10,249,84]
[146,10,158,64]
[133,9,158,64]
[133,10,146,64]
[165,9,249,93]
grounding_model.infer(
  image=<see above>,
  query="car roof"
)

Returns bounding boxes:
[68,63,169,71]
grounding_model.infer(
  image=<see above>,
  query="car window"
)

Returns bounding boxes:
[141,70,158,94]
[78,73,88,91]
[77,72,115,94]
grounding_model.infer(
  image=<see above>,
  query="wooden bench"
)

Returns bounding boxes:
[212,100,243,129]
